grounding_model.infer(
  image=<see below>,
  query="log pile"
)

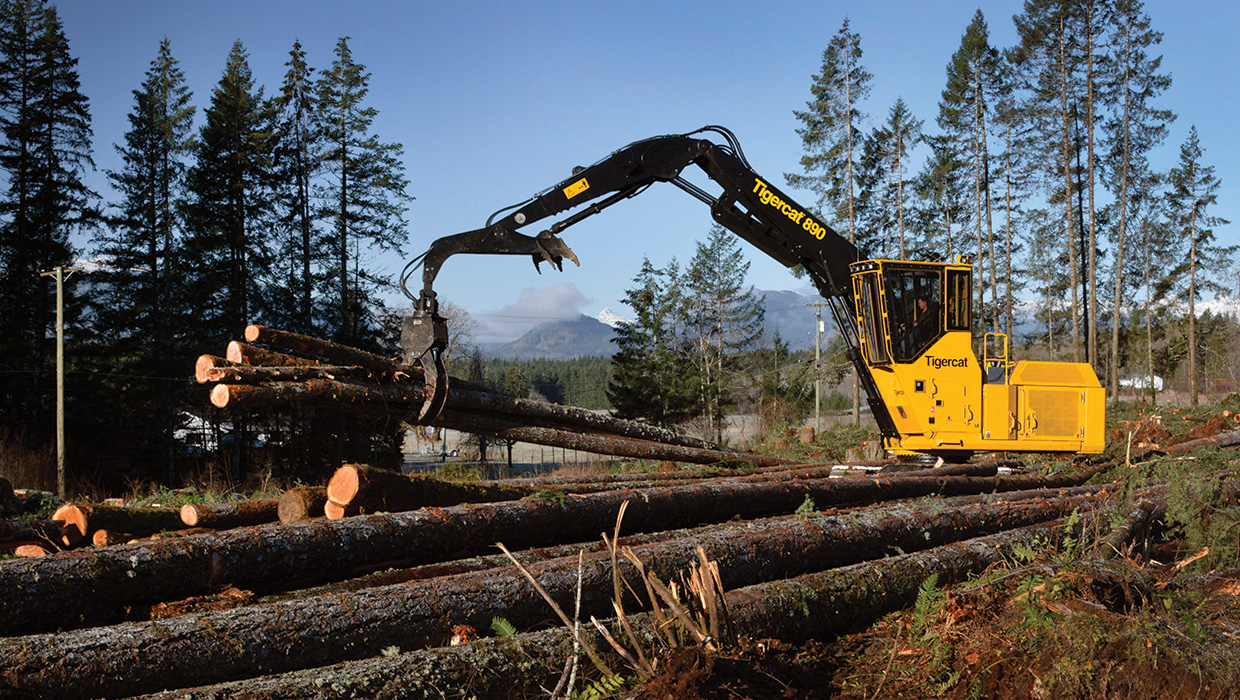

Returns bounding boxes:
[199,324,792,467]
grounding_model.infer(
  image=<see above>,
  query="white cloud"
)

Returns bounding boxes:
[473,283,590,343]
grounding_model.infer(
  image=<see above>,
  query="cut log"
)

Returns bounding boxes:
[125,522,1043,700]
[244,324,409,377]
[269,481,1105,603]
[9,544,49,557]
[0,476,18,517]
[0,497,1097,697]
[1164,429,1240,455]
[226,340,320,367]
[180,500,280,529]
[326,464,529,515]
[0,467,1105,635]
[326,462,1004,520]
[212,381,786,467]
[52,503,183,546]
[0,518,73,548]
[196,354,374,385]
[277,486,328,523]
[91,529,134,547]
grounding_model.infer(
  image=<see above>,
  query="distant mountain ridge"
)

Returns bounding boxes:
[478,289,1240,360]
[482,289,825,359]
[483,314,618,360]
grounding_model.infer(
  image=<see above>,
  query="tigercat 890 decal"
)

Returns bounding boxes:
[563,178,590,200]
[752,177,829,240]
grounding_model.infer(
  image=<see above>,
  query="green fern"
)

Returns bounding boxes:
[574,674,628,700]
[490,616,517,637]
[911,573,945,638]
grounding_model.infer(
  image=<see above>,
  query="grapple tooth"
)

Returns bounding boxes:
[417,348,449,424]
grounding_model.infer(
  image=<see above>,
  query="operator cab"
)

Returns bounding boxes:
[850,257,973,366]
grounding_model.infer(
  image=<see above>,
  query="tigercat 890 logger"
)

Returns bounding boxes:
[401,126,1105,461]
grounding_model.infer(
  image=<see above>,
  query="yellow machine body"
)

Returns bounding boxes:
[850,258,1105,459]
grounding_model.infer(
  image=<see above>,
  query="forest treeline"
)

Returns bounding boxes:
[0,0,1231,490]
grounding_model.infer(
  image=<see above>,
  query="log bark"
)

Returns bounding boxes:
[196,355,373,385]
[0,468,1103,635]
[277,487,328,523]
[180,500,281,529]
[52,503,183,546]
[1164,429,1240,455]
[244,324,410,377]
[0,476,19,517]
[269,481,1104,602]
[213,381,786,467]
[0,497,1097,697]
[327,464,532,515]
[328,462,1004,519]
[0,518,73,548]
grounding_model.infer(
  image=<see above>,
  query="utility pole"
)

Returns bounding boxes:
[39,265,82,499]
[806,301,826,433]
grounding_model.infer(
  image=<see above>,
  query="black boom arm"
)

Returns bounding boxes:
[402,126,898,437]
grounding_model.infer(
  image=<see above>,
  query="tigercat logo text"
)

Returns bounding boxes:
[925,355,969,369]
[752,178,828,240]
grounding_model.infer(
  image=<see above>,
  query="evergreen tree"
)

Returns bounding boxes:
[1100,0,1173,396]
[858,98,923,259]
[786,17,870,421]
[91,38,195,478]
[938,9,1003,332]
[787,17,872,250]
[315,36,411,344]
[607,258,696,425]
[685,225,765,442]
[0,0,96,433]
[1164,127,1232,405]
[271,39,322,334]
[183,40,276,344]
[912,134,970,261]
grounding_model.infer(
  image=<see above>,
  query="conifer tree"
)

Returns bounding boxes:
[787,17,870,422]
[92,38,195,476]
[607,258,695,425]
[0,0,96,432]
[1101,0,1173,396]
[938,9,1003,333]
[1165,127,1232,406]
[315,36,411,345]
[271,39,321,334]
[685,225,765,442]
[183,40,275,345]
[912,134,970,261]
[859,98,923,259]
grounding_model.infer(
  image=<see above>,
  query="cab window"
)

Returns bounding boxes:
[883,267,942,362]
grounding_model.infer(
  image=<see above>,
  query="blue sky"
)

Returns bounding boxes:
[58,1,1238,342]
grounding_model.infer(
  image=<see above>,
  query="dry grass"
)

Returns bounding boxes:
[0,427,55,492]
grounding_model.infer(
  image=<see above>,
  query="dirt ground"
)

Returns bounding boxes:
[631,559,1240,700]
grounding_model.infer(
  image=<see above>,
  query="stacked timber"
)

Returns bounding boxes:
[52,503,183,547]
[198,324,792,468]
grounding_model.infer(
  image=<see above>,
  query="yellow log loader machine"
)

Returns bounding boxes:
[401,126,1105,461]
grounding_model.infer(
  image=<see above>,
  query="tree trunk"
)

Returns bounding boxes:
[180,499,281,529]
[0,468,1103,636]
[0,496,1100,698]
[277,486,328,523]
[52,503,183,547]
[327,464,531,515]
[115,524,1061,700]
